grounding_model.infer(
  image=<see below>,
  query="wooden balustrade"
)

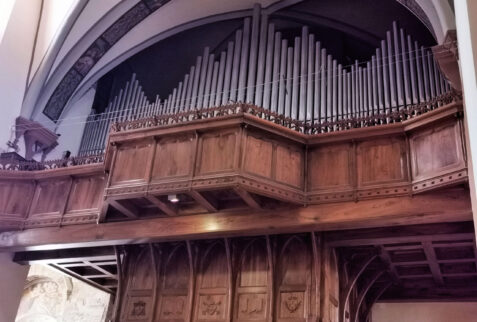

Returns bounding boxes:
[0,164,105,231]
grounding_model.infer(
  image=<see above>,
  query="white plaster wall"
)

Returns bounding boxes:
[455,0,477,237]
[29,0,78,85]
[372,302,477,322]
[413,0,444,42]
[47,87,95,159]
[0,0,41,153]
[0,253,29,322]
[431,0,455,36]
[0,0,15,44]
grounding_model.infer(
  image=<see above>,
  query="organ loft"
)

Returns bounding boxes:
[0,0,476,321]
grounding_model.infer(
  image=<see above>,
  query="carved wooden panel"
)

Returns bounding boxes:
[243,134,274,179]
[197,130,238,175]
[275,145,303,188]
[65,175,105,214]
[276,236,312,322]
[152,135,195,181]
[156,243,192,322]
[113,234,343,322]
[234,238,271,322]
[410,121,464,180]
[29,179,72,217]
[307,144,354,191]
[193,241,230,322]
[357,138,408,187]
[111,141,153,186]
[0,180,35,218]
[121,246,157,322]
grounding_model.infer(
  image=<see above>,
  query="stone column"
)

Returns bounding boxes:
[455,0,477,236]
[0,253,29,322]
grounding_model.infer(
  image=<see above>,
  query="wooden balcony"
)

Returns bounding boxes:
[0,100,470,247]
[0,158,105,231]
[101,101,467,221]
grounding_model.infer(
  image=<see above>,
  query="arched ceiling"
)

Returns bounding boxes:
[21,0,455,127]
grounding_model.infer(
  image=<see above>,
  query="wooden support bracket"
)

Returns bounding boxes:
[145,195,178,216]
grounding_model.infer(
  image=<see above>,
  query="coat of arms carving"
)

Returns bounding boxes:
[284,294,301,313]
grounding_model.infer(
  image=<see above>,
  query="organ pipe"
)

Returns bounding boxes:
[79,6,451,155]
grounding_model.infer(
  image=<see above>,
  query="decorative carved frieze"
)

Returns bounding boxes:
[107,92,459,135]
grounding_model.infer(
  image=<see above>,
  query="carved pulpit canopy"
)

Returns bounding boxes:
[10,116,59,161]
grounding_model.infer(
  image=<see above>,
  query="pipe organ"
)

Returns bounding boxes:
[79,5,450,156]
[3,2,476,321]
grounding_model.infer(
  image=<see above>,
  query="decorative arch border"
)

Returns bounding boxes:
[43,0,171,121]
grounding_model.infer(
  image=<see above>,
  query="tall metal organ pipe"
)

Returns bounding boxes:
[79,6,451,156]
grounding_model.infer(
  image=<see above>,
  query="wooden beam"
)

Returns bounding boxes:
[61,261,116,268]
[13,246,116,265]
[188,190,218,212]
[378,246,400,284]
[379,286,477,301]
[0,190,471,251]
[422,241,444,286]
[49,263,114,294]
[327,221,475,247]
[109,200,138,219]
[234,187,262,209]
[383,241,475,251]
[84,260,117,279]
[145,195,177,216]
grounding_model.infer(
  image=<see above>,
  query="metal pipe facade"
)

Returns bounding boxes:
[78,6,450,155]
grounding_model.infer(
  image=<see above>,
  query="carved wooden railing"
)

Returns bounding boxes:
[3,90,459,172]
[0,154,104,171]
[110,90,459,134]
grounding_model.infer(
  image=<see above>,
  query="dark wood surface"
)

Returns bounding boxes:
[0,188,471,251]
[115,234,335,322]
[14,222,476,321]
